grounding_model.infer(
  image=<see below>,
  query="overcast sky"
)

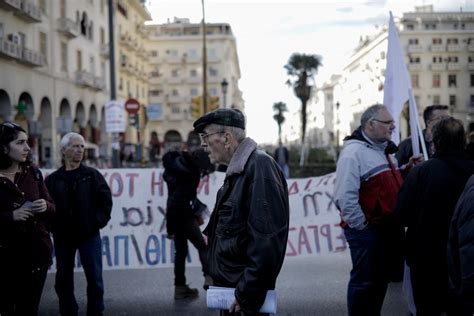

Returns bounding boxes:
[146,0,472,144]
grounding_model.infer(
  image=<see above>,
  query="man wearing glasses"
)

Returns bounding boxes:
[193,108,289,315]
[334,104,421,316]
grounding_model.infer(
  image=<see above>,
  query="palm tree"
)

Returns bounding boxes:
[273,101,288,144]
[284,53,322,143]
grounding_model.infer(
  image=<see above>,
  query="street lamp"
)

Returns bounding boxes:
[336,102,340,159]
[220,78,228,109]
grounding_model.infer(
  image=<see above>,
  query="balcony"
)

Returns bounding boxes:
[75,70,95,87]
[430,63,446,71]
[447,63,461,71]
[447,44,462,52]
[93,76,106,91]
[19,46,44,67]
[0,0,21,11]
[408,63,422,71]
[15,1,41,23]
[430,44,445,52]
[100,43,109,58]
[57,17,79,38]
[0,38,22,60]
[407,44,423,53]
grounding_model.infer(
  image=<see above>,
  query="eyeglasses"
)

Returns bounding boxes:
[199,131,224,141]
[372,118,395,125]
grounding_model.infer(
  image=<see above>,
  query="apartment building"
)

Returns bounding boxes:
[309,5,474,153]
[145,17,244,151]
[115,0,151,159]
[0,0,110,167]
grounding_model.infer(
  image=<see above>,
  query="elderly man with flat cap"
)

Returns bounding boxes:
[194,108,289,315]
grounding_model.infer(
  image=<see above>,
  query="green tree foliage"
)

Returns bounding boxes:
[272,101,288,144]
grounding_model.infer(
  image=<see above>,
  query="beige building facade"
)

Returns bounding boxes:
[145,17,244,152]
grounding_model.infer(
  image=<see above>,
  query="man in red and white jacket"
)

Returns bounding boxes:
[334,104,421,316]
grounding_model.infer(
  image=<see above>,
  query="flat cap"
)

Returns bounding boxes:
[193,108,245,133]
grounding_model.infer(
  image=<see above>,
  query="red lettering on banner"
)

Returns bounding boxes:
[298,226,311,255]
[109,172,124,197]
[197,175,210,195]
[286,227,297,256]
[288,181,299,195]
[150,171,164,196]
[126,173,139,197]
[304,179,312,191]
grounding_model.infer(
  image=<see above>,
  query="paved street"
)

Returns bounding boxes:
[39,252,409,315]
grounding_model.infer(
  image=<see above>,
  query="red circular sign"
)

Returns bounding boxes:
[124,98,140,114]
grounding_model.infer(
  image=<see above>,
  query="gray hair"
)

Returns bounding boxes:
[60,132,85,152]
[207,124,246,142]
[361,104,386,128]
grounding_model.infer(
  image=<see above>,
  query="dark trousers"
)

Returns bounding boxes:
[54,232,104,316]
[173,218,208,286]
[0,257,48,316]
[344,227,388,316]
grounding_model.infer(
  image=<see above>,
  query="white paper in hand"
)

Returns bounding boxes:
[206,286,277,314]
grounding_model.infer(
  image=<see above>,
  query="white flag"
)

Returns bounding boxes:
[383,11,420,153]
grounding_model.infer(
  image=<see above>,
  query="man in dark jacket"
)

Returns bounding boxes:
[396,104,449,165]
[396,117,474,315]
[45,132,112,316]
[448,175,474,314]
[163,148,212,299]
[193,108,289,315]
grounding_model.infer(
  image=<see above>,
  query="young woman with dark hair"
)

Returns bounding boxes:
[0,121,55,315]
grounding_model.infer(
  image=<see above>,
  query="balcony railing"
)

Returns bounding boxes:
[0,38,22,60]
[407,44,423,53]
[93,76,106,90]
[408,63,422,71]
[447,44,463,52]
[430,44,445,52]
[75,70,95,87]
[15,1,41,23]
[447,63,461,71]
[19,46,44,67]
[57,17,79,38]
[0,0,21,11]
[430,63,446,71]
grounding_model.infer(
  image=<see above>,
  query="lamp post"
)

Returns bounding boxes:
[220,78,228,109]
[336,101,340,159]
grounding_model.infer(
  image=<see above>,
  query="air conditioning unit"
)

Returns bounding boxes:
[7,33,19,45]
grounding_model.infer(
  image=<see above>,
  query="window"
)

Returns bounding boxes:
[190,69,197,77]
[447,38,459,45]
[149,90,161,96]
[187,49,198,58]
[100,0,105,14]
[432,74,440,87]
[471,95,474,107]
[406,24,414,30]
[408,38,418,45]
[208,88,217,95]
[432,56,442,63]
[100,27,105,44]
[119,77,123,90]
[209,67,218,76]
[433,95,440,104]
[76,50,82,71]
[60,41,67,71]
[190,88,198,96]
[447,56,458,63]
[424,23,436,30]
[39,0,46,14]
[449,95,456,107]
[432,38,442,44]
[150,71,160,78]
[172,89,179,96]
[60,0,66,18]
[471,74,474,87]
[469,56,474,63]
[171,69,180,77]
[39,32,47,64]
[151,50,158,57]
[0,23,3,38]
[409,56,420,63]
[411,74,419,88]
[448,74,457,87]
[167,49,178,57]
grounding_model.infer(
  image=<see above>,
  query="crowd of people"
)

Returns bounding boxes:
[0,104,473,316]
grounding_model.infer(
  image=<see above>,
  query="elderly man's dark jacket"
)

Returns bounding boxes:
[204,138,289,313]
[45,164,112,240]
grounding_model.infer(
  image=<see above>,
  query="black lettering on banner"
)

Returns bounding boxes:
[303,192,323,217]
